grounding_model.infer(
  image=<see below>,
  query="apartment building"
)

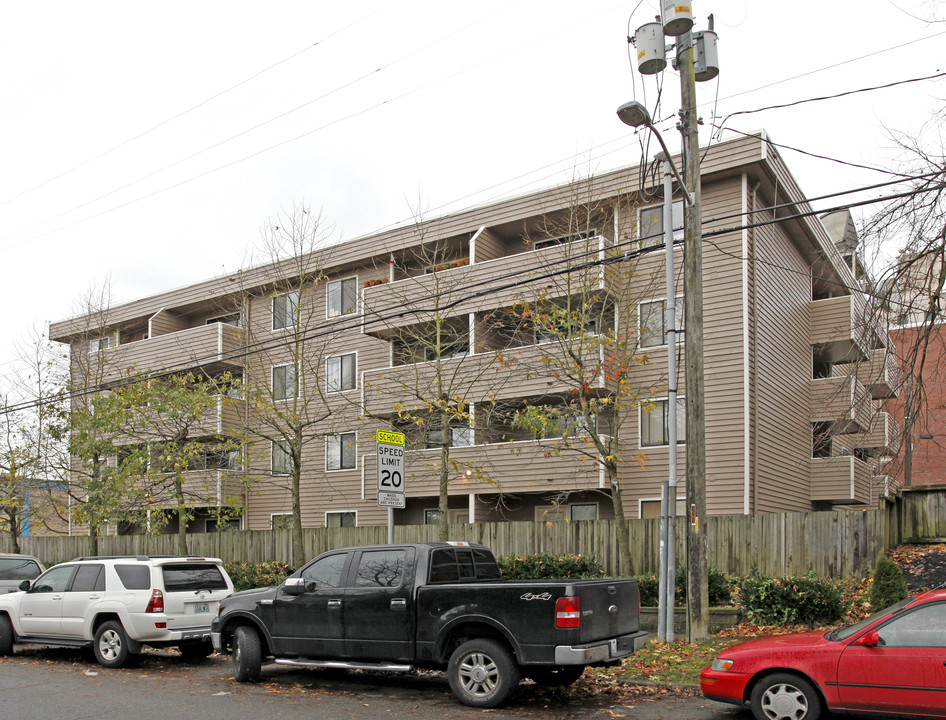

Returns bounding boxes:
[48,132,899,533]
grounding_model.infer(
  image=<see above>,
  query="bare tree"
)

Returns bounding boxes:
[237,204,342,565]
[361,208,515,541]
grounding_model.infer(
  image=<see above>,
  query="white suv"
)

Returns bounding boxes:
[0,555,233,667]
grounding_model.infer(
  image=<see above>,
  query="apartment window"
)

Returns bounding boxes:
[425,425,473,449]
[272,364,295,401]
[533,229,597,250]
[326,432,356,471]
[535,318,598,345]
[206,313,241,327]
[424,338,470,361]
[204,517,241,532]
[327,277,358,318]
[641,398,686,447]
[89,336,111,353]
[640,497,687,519]
[327,353,356,392]
[272,291,299,330]
[326,511,356,528]
[639,298,684,348]
[535,502,599,522]
[272,440,291,475]
[271,513,294,530]
[638,201,684,248]
[543,414,595,440]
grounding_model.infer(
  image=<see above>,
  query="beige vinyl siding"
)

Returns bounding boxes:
[472,227,506,263]
[148,309,188,336]
[752,201,813,512]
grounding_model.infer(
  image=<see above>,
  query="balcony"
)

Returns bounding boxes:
[810,456,870,505]
[100,322,243,382]
[810,295,869,363]
[855,348,899,399]
[362,440,605,498]
[362,237,606,335]
[136,470,245,510]
[362,342,608,416]
[810,375,872,432]
[839,412,900,457]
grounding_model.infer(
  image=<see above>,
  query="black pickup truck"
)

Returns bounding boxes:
[211,542,646,707]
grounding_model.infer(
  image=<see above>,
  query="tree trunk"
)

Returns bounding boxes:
[438,439,450,542]
[610,471,632,574]
[291,465,304,567]
[175,477,188,555]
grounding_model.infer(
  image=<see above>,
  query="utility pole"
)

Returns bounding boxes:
[619,3,718,644]
[677,17,712,643]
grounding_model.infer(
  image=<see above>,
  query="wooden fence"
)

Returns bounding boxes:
[3,506,900,578]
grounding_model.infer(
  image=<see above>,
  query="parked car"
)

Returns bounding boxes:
[0,555,234,667]
[700,588,946,720]
[211,542,647,708]
[0,553,45,593]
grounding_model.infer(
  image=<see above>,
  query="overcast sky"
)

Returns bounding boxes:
[0,0,942,390]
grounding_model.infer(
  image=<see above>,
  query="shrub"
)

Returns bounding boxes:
[736,571,843,626]
[497,553,606,580]
[635,566,732,607]
[867,553,908,610]
[224,561,293,592]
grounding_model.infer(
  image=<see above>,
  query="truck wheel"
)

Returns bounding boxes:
[526,665,586,686]
[0,614,13,655]
[94,621,132,668]
[178,641,214,662]
[232,626,262,682]
[750,672,822,720]
[448,638,520,708]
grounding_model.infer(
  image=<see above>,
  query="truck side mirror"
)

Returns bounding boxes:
[19,580,31,592]
[283,577,306,596]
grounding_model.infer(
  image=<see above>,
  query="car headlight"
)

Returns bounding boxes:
[711,658,734,672]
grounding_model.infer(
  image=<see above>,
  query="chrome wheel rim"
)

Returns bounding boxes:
[98,629,121,661]
[458,651,499,698]
[761,682,809,720]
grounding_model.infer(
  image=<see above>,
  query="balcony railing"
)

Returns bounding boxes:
[810,375,872,432]
[856,348,899,399]
[362,237,607,335]
[839,411,900,457]
[810,456,870,505]
[362,342,608,416]
[810,295,869,363]
[360,439,606,498]
[99,322,243,382]
[135,470,244,510]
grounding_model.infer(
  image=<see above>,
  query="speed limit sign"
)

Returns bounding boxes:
[377,430,406,508]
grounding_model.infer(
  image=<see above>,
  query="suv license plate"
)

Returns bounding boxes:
[610,639,618,656]
[194,602,209,613]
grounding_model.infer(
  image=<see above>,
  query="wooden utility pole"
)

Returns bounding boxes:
[678,31,709,641]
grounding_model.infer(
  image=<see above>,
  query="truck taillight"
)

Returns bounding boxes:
[145,589,164,613]
[555,596,580,628]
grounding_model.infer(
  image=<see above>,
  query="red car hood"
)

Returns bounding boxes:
[723,631,831,655]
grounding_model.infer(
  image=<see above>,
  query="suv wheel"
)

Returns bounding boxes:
[232,626,262,682]
[0,614,13,655]
[94,621,133,668]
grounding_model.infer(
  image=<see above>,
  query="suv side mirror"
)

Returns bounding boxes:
[853,630,880,647]
[18,580,31,592]
[283,577,306,596]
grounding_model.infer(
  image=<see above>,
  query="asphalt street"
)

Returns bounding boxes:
[0,646,750,720]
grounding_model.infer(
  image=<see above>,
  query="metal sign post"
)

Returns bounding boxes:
[376,430,406,543]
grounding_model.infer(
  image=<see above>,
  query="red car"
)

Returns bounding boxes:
[700,589,946,720]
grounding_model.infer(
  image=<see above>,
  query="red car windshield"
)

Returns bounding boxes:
[828,596,914,641]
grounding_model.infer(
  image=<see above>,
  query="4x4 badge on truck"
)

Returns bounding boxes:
[520,592,552,601]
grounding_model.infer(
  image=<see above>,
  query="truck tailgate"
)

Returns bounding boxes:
[572,579,640,644]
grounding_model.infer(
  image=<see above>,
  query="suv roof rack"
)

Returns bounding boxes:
[68,555,209,562]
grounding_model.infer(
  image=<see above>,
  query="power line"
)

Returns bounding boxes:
[4,177,940,417]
